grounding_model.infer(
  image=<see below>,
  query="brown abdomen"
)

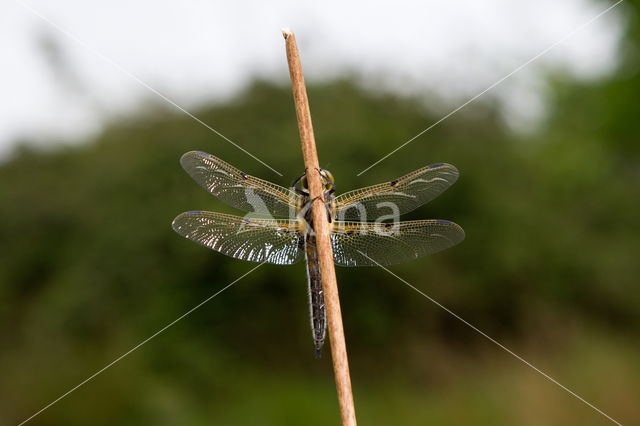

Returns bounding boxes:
[305,233,327,357]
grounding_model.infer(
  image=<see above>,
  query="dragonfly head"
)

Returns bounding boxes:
[301,169,335,192]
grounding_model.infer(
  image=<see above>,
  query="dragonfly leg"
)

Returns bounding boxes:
[290,170,307,188]
[291,170,308,196]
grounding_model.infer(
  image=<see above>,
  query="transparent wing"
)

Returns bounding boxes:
[172,211,305,265]
[334,163,459,220]
[181,151,301,218]
[331,220,465,267]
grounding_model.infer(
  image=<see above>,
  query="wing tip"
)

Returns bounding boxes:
[174,210,203,217]
[426,162,459,175]
[172,210,203,229]
[427,162,445,169]
[439,219,466,242]
[180,150,212,166]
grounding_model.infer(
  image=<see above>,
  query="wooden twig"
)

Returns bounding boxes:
[282,29,357,426]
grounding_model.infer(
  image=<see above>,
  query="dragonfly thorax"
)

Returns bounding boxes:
[296,169,336,225]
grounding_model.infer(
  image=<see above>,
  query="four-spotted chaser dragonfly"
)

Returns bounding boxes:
[172,151,464,356]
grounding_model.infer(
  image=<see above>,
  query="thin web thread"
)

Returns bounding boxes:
[357,0,624,176]
[17,262,265,426]
[17,0,282,176]
[358,252,623,426]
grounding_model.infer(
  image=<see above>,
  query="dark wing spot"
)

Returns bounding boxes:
[384,223,393,229]
[241,172,249,180]
[427,163,444,169]
[186,210,202,215]
[194,151,210,157]
[277,227,296,234]
[243,218,251,224]
[389,179,398,186]
[435,219,453,225]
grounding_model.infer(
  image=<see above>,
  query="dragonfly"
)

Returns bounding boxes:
[172,151,465,357]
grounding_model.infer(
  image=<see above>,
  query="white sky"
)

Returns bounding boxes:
[0,0,624,158]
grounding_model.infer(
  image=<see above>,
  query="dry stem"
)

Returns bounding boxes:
[282,29,357,426]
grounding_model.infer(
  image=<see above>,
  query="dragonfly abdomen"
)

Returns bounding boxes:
[304,233,327,358]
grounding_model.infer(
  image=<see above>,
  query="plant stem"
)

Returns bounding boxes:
[282,28,357,426]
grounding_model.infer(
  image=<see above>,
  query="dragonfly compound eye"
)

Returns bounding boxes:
[320,169,335,190]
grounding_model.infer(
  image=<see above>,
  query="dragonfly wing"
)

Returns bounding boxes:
[334,163,459,220]
[173,211,305,265]
[181,151,301,218]
[331,220,465,267]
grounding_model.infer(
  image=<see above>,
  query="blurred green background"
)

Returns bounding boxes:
[2,3,640,426]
